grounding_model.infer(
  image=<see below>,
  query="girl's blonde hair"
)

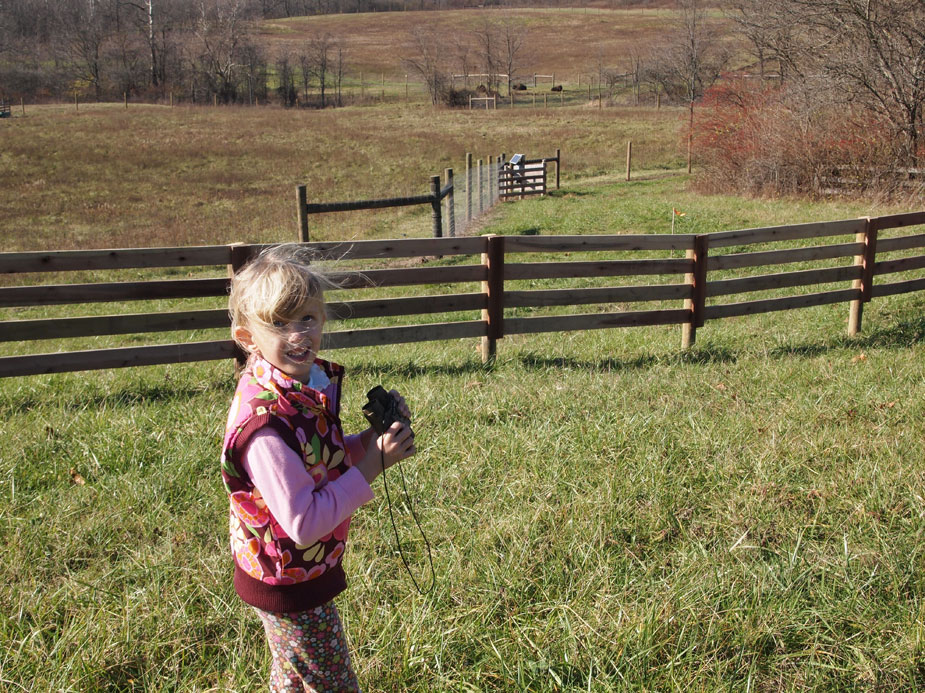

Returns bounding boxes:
[229,244,339,347]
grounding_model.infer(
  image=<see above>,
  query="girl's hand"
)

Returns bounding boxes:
[356,420,416,485]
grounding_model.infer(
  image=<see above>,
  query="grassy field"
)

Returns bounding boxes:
[2,268,924,691]
[1,102,686,253]
[259,7,682,80]
[3,165,925,690]
[3,8,925,689]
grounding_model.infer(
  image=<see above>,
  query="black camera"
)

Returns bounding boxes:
[362,386,413,438]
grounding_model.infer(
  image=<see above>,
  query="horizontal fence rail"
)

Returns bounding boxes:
[1,211,924,377]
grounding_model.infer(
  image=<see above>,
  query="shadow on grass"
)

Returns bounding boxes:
[770,314,925,359]
[544,189,594,198]
[350,359,490,380]
[0,379,228,416]
[514,344,738,372]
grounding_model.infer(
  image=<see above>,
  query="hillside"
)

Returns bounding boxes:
[259,7,685,77]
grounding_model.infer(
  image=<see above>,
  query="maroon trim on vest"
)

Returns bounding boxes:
[234,562,348,613]
[230,413,302,476]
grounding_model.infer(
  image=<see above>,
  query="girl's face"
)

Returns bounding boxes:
[235,297,326,383]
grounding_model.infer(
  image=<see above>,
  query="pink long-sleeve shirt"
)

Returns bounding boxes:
[242,430,374,546]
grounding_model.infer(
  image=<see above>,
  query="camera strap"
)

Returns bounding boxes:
[379,444,436,596]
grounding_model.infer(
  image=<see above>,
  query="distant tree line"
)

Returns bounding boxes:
[0,0,352,104]
[0,0,664,103]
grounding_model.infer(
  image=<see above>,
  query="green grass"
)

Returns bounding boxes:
[3,169,925,690]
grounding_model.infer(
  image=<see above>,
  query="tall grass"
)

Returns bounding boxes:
[2,171,925,690]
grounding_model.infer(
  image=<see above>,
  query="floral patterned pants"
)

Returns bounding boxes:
[254,602,360,693]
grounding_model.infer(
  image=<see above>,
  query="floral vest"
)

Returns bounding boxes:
[221,356,354,612]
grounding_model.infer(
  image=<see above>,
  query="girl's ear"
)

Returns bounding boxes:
[234,325,257,354]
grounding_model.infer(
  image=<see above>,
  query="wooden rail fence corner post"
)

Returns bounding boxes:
[297,185,309,242]
[228,243,255,373]
[481,234,505,364]
[430,175,443,238]
[848,217,878,336]
[681,234,709,349]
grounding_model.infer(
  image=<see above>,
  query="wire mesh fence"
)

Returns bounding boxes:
[446,156,501,238]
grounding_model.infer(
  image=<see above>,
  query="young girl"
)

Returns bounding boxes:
[221,243,416,692]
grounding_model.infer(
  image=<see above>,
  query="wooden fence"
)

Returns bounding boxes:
[468,96,497,110]
[499,157,548,199]
[1,211,924,378]
[298,149,560,240]
[297,175,453,241]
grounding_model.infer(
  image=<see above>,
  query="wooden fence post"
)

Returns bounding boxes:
[228,243,254,373]
[466,153,473,223]
[848,217,878,336]
[430,175,442,238]
[490,155,496,201]
[556,148,561,189]
[477,159,484,214]
[682,234,709,349]
[626,141,632,181]
[481,234,505,364]
[297,185,309,242]
[445,168,455,237]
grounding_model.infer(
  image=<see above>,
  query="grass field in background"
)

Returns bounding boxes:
[0,102,685,253]
[260,6,682,81]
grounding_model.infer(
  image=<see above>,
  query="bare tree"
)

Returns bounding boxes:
[627,46,643,104]
[403,25,448,105]
[333,42,346,106]
[786,0,925,169]
[659,0,730,171]
[452,34,473,89]
[304,32,338,108]
[118,0,191,89]
[722,0,803,81]
[58,0,117,101]
[275,52,297,106]
[193,0,256,103]
[472,19,500,94]
[497,18,525,95]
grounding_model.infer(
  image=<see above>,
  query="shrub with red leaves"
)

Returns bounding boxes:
[692,78,902,198]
